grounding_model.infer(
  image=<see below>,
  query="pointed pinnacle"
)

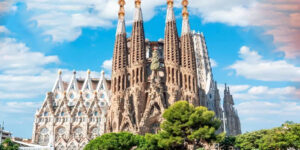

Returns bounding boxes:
[167,0,173,7]
[182,0,189,19]
[58,69,62,75]
[135,0,141,8]
[118,0,126,18]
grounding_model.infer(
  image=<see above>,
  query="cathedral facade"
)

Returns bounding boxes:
[32,71,111,149]
[32,0,241,149]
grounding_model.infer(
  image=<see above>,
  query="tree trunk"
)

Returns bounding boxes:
[187,144,196,150]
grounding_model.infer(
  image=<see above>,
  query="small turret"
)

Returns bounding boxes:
[82,69,93,91]
[52,69,64,92]
[67,70,79,92]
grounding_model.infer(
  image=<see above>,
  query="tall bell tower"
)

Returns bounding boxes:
[164,0,182,105]
[106,0,129,133]
[128,0,148,129]
[180,0,199,106]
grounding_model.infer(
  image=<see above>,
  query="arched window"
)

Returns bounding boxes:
[73,127,83,141]
[60,112,64,116]
[78,111,82,116]
[94,111,98,116]
[38,128,49,146]
[43,112,48,116]
[91,127,99,139]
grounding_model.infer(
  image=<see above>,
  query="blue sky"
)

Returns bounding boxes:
[0,0,299,138]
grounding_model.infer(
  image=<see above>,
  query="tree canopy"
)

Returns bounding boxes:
[84,101,223,150]
[0,139,19,150]
[84,132,141,150]
[235,123,300,150]
[158,101,223,150]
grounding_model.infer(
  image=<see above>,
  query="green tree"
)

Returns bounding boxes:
[84,132,140,150]
[0,139,19,150]
[284,124,300,148]
[235,130,267,150]
[158,101,222,150]
[235,123,300,150]
[136,134,163,150]
[219,136,236,150]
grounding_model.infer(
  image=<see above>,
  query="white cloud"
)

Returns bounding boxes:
[210,58,218,68]
[0,36,59,99]
[101,58,112,71]
[191,0,300,58]
[26,0,165,42]
[0,101,42,114]
[0,0,15,13]
[0,26,9,34]
[237,101,300,116]
[236,101,300,132]
[187,0,255,26]
[0,35,102,99]
[229,46,300,82]
[0,38,59,75]
[219,84,299,101]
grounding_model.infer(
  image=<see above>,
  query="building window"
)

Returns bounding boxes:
[44,112,48,116]
[69,93,75,99]
[85,93,91,99]
[60,112,64,116]
[78,111,82,116]
[38,128,49,146]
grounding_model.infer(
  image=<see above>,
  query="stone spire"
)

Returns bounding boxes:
[223,84,242,136]
[180,0,199,106]
[181,0,190,35]
[166,0,175,22]
[164,0,181,104]
[130,0,146,85]
[112,0,128,93]
[116,0,126,35]
[107,0,129,133]
[134,0,143,21]
[128,0,148,132]
[52,70,64,92]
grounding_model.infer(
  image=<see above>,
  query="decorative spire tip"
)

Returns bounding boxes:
[58,69,62,75]
[135,0,141,8]
[182,0,189,19]
[167,0,173,7]
[118,0,126,18]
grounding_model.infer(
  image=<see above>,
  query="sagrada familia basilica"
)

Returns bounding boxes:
[32,0,241,149]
